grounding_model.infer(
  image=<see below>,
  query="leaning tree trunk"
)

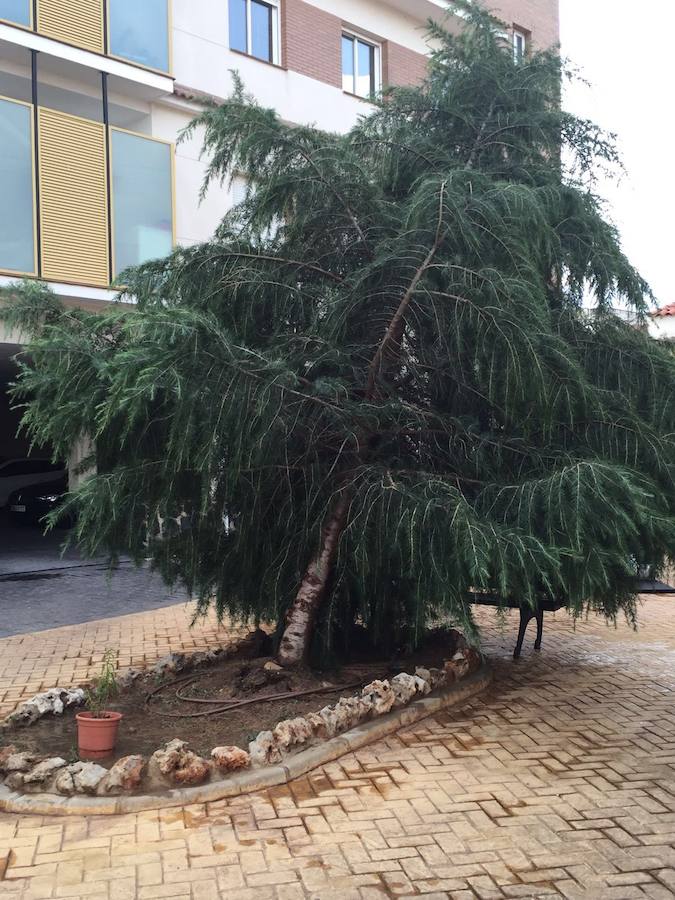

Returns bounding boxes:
[277,493,350,667]
[277,188,448,666]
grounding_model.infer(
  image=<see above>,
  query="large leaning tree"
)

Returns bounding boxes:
[2,2,674,666]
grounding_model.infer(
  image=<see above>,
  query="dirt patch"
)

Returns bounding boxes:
[4,657,387,765]
[3,628,465,766]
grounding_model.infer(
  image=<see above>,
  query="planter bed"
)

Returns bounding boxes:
[0,627,489,814]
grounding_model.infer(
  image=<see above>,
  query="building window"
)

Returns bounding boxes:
[229,0,280,65]
[342,31,380,99]
[513,29,527,62]
[111,130,174,278]
[0,0,30,26]
[108,0,170,73]
[0,97,35,275]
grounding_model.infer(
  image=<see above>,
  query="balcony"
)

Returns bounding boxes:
[0,94,174,288]
[0,0,171,76]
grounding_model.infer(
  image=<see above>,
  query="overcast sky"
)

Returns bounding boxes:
[560,1,673,309]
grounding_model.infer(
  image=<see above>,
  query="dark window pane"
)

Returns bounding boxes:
[356,39,375,97]
[0,0,30,26]
[342,35,354,93]
[109,0,170,72]
[229,0,247,53]
[251,0,272,61]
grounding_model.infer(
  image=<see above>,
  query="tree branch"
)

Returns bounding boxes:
[365,181,448,399]
[219,251,343,283]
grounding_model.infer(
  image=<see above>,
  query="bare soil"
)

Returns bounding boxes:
[3,628,463,767]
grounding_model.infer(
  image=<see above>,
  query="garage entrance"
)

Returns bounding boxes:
[0,341,31,461]
[0,340,73,577]
[0,340,188,636]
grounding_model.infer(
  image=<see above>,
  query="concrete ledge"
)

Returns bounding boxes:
[0,665,491,817]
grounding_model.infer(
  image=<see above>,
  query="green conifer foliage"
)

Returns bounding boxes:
[3,3,674,664]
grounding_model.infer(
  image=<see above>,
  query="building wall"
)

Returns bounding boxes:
[166,0,559,247]
[0,0,561,289]
[166,0,431,247]
[492,0,560,49]
[283,0,342,88]
[383,40,430,88]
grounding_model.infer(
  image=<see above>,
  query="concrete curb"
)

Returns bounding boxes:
[0,665,492,817]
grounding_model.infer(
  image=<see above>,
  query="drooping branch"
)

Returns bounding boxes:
[365,182,448,399]
[293,142,374,260]
[217,250,344,283]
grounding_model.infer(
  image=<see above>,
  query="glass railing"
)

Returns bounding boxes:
[108,0,170,73]
[0,0,30,28]
[110,128,174,276]
[0,95,174,286]
[0,0,171,74]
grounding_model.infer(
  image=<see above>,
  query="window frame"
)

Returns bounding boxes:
[341,29,381,100]
[513,28,527,62]
[230,0,281,66]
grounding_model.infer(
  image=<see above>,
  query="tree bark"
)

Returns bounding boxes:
[277,492,350,667]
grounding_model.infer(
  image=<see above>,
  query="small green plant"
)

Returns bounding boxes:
[84,649,118,719]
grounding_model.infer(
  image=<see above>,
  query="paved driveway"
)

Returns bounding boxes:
[2,598,675,898]
[0,514,187,639]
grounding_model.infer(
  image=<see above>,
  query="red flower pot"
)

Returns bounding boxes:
[76,711,123,759]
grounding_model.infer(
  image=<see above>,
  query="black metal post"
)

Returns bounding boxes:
[31,49,41,277]
[102,0,108,53]
[102,72,113,284]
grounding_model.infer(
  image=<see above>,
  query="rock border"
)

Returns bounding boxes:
[0,666,491,817]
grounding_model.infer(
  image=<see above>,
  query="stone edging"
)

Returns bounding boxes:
[0,666,491,817]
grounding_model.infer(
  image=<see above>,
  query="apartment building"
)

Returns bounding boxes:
[0,0,559,465]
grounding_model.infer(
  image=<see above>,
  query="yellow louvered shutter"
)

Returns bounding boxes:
[37,0,104,54]
[38,107,110,287]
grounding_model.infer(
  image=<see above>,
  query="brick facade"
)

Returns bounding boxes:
[282,0,430,91]
[281,0,559,93]
[383,41,429,89]
[492,0,560,49]
[282,0,342,88]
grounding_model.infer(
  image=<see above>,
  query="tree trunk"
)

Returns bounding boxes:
[277,186,448,665]
[277,492,350,667]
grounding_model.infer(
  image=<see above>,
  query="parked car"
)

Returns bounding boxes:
[0,458,66,507]
[7,478,71,527]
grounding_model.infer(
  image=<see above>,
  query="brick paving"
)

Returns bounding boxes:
[0,605,248,719]
[1,597,675,898]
